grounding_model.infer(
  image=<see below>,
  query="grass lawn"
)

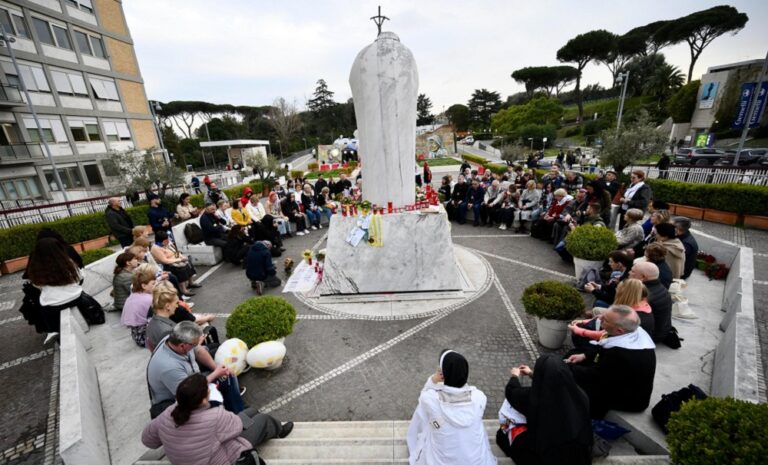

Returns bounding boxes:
[305,168,346,179]
[418,157,461,167]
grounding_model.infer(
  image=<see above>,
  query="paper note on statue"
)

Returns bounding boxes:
[208,383,224,404]
[346,227,365,247]
[361,214,371,229]
[283,261,317,293]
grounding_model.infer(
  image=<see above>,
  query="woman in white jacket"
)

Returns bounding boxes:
[406,350,496,465]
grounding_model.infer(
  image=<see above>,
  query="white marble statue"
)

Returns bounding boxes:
[349,31,418,207]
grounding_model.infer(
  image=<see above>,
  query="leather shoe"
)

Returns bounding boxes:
[278,421,294,438]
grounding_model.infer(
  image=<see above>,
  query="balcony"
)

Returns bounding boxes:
[0,144,46,163]
[0,85,25,107]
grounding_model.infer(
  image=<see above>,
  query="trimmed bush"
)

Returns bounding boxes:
[566,224,618,261]
[647,180,768,216]
[290,170,305,180]
[307,162,319,172]
[667,397,768,465]
[81,247,115,265]
[522,280,584,320]
[226,296,297,347]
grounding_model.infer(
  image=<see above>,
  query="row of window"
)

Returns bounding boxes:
[0,116,131,145]
[1,59,120,101]
[0,163,102,200]
[1,5,106,59]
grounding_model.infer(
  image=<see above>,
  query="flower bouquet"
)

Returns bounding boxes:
[705,263,729,280]
[302,249,313,265]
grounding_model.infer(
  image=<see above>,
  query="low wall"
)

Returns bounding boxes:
[692,229,762,403]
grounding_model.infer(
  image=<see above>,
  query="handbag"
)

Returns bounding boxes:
[651,384,707,433]
[76,292,105,325]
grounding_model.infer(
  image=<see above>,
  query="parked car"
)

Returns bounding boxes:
[673,147,726,166]
[713,148,768,166]
[461,136,475,145]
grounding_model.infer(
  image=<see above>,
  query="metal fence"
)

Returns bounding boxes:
[622,165,768,186]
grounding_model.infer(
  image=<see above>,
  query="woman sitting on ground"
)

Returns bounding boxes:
[26,238,83,340]
[150,231,200,298]
[406,350,496,465]
[615,208,645,250]
[121,265,156,347]
[112,252,140,313]
[496,354,592,465]
[142,372,286,465]
[176,193,200,221]
[266,192,290,236]
[281,192,309,236]
[584,250,632,307]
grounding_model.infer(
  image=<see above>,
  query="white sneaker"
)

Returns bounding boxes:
[296,231,305,236]
[311,226,318,230]
[181,295,191,301]
[499,224,507,230]
[319,224,323,229]
[186,302,195,309]
[43,332,59,345]
[304,229,310,234]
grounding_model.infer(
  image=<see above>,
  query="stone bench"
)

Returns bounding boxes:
[81,250,123,307]
[171,217,223,266]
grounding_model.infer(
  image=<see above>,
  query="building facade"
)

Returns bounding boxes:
[0,0,157,205]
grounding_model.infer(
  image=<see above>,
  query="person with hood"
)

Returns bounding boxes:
[239,186,254,209]
[653,223,685,279]
[496,355,592,465]
[406,350,496,465]
[245,241,281,295]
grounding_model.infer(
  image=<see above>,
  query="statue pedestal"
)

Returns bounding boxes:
[319,211,461,295]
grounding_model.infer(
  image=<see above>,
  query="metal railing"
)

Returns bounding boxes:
[621,165,768,186]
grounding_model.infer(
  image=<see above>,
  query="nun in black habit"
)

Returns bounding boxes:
[496,354,592,465]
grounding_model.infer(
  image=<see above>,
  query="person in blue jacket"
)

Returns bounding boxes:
[245,241,281,295]
[147,194,173,235]
[458,178,486,226]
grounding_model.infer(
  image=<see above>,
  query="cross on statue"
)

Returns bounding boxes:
[370,5,389,36]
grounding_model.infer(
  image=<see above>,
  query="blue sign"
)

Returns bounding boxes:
[733,82,768,129]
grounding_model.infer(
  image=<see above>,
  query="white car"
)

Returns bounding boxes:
[461,136,475,145]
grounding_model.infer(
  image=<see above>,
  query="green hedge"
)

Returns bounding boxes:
[668,397,768,465]
[566,224,618,261]
[646,180,768,216]
[461,154,507,175]
[188,181,266,208]
[81,247,116,266]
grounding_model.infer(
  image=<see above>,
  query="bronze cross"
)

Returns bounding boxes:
[370,5,389,36]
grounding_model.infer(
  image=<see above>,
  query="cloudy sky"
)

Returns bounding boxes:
[125,0,767,113]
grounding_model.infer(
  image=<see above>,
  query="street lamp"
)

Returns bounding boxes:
[276,140,283,157]
[148,100,170,165]
[527,137,534,152]
[0,25,71,211]
[302,138,308,150]
[615,71,630,135]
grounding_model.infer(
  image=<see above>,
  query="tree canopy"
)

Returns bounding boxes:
[655,5,748,81]
[557,29,615,122]
[511,66,579,97]
[491,96,563,135]
[598,110,666,173]
[667,80,700,123]
[467,89,502,130]
[417,94,434,126]
[446,104,470,132]
[307,79,335,112]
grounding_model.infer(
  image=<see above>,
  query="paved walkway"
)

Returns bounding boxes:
[0,217,766,464]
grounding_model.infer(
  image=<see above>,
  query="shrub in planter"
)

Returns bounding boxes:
[226,296,297,347]
[290,170,305,180]
[667,397,768,465]
[307,162,319,171]
[522,281,584,320]
[81,247,115,265]
[565,225,618,261]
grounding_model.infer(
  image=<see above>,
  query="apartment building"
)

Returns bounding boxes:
[0,0,158,204]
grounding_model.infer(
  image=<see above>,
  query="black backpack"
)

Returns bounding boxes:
[184,223,204,244]
[651,384,707,433]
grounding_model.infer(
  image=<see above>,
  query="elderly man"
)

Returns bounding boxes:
[458,178,485,226]
[479,179,501,227]
[563,171,584,195]
[146,322,294,439]
[105,197,134,247]
[630,261,673,344]
[541,167,564,191]
[204,182,227,206]
[199,202,228,248]
[674,217,699,279]
[567,305,656,418]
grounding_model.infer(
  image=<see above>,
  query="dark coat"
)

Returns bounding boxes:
[651,259,673,289]
[570,342,656,418]
[199,212,226,243]
[465,185,485,204]
[450,182,468,203]
[625,183,652,211]
[645,279,673,342]
[314,179,328,193]
[105,206,134,240]
[677,232,699,279]
[245,242,276,281]
[147,206,172,232]
[591,268,629,304]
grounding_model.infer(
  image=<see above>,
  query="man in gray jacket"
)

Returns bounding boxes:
[105,197,134,247]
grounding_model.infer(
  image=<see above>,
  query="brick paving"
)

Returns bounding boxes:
[0,219,766,463]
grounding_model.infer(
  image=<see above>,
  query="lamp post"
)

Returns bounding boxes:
[147,100,169,165]
[302,138,308,150]
[276,140,283,158]
[615,71,630,135]
[528,137,534,152]
[0,25,71,212]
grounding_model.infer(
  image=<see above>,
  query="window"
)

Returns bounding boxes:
[103,120,131,141]
[31,17,72,49]
[88,76,119,100]
[73,30,106,58]
[0,177,41,200]
[45,167,83,190]
[23,117,67,143]
[51,69,88,96]
[0,10,13,36]
[83,164,102,185]
[67,0,93,14]
[68,118,101,142]
[12,14,29,39]
[0,123,21,145]
[0,9,29,39]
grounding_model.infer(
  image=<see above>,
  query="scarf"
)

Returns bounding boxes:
[592,326,655,349]
[624,181,645,201]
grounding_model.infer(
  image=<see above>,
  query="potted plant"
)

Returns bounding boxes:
[565,225,618,280]
[226,296,297,370]
[522,281,585,349]
[667,397,768,465]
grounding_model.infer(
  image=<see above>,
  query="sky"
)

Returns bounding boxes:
[125,0,767,114]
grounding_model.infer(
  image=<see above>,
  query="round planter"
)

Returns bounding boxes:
[536,317,569,349]
[573,257,604,280]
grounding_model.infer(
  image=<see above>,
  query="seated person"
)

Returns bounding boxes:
[142,373,292,465]
[613,279,654,337]
[584,250,632,307]
[566,305,656,418]
[530,188,572,241]
[112,252,140,312]
[406,350,496,465]
[250,214,285,256]
[446,175,468,221]
[200,202,229,248]
[245,241,281,295]
[515,180,541,233]
[266,192,290,236]
[641,200,670,236]
[552,189,588,246]
[246,191,267,223]
[674,217,699,279]
[301,183,322,230]
[176,193,200,221]
[315,186,335,224]
[629,261,674,345]
[615,209,645,250]
[281,192,309,236]
[216,200,235,228]
[636,242,673,289]
[495,184,519,231]
[151,230,198,298]
[229,199,253,229]
[121,265,156,347]
[223,225,252,265]
[480,180,502,227]
[458,179,486,226]
[654,222,685,279]
[497,355,591,465]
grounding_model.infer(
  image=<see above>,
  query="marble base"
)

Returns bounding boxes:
[319,211,461,295]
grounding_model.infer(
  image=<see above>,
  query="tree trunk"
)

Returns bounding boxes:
[575,74,583,123]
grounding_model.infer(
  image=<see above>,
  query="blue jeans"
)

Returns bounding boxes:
[305,209,321,227]
[458,202,481,225]
[210,374,244,414]
[319,207,333,223]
